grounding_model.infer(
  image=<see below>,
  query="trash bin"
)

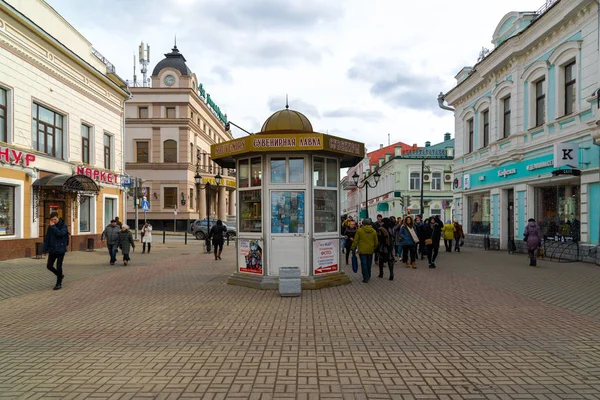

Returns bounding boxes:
[279,266,301,297]
[87,238,95,251]
[35,242,44,259]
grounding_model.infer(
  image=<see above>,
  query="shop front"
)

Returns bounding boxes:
[212,107,364,289]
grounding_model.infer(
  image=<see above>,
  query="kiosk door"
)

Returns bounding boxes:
[269,190,308,276]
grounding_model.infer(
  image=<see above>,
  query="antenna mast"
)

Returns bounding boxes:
[133,54,137,86]
[138,41,150,87]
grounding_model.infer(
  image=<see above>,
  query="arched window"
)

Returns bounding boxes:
[164,140,177,163]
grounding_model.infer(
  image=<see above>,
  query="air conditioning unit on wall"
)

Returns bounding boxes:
[444,174,452,182]
[423,174,431,181]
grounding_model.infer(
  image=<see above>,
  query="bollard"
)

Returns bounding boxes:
[185,230,187,245]
[226,233,230,246]
[87,238,95,252]
[205,236,211,253]
[163,230,166,244]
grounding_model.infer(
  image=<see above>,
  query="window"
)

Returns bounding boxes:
[467,118,474,153]
[502,96,511,138]
[190,143,194,163]
[431,172,442,191]
[81,125,91,164]
[104,198,115,228]
[535,185,580,240]
[190,188,194,209]
[32,103,64,159]
[166,107,176,118]
[535,79,545,127]
[0,185,15,236]
[164,140,177,163]
[564,61,576,116]
[164,187,177,209]
[103,133,112,169]
[468,192,491,234]
[482,110,489,148]
[431,209,442,218]
[138,107,148,118]
[271,158,286,183]
[251,157,262,186]
[410,172,420,191]
[136,141,149,163]
[0,88,7,143]
[79,197,91,232]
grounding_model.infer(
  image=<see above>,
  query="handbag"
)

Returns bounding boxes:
[351,253,358,273]
[425,239,433,246]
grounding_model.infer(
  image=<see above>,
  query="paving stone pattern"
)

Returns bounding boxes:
[0,246,599,399]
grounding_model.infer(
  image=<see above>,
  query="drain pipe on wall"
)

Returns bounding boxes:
[437,92,455,112]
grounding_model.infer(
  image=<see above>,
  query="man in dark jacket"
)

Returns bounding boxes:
[43,212,69,290]
[101,220,120,265]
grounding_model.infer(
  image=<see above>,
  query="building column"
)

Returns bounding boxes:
[218,186,227,220]
[198,186,206,219]
[228,190,236,216]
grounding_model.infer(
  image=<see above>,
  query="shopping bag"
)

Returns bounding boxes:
[351,254,358,273]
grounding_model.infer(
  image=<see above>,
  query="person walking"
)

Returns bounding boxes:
[442,220,456,252]
[423,216,442,268]
[350,218,378,283]
[141,221,153,254]
[117,225,135,266]
[414,215,426,260]
[376,218,395,280]
[42,212,69,290]
[524,218,542,266]
[343,219,357,265]
[101,219,120,265]
[453,219,465,252]
[209,219,227,260]
[398,216,419,269]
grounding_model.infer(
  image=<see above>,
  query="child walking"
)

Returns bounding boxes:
[117,224,135,265]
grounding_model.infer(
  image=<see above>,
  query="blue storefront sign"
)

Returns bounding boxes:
[465,153,556,189]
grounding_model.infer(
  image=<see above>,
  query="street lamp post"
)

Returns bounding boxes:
[420,157,430,218]
[352,170,380,219]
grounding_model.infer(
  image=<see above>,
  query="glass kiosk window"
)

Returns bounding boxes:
[271,191,305,234]
[314,157,338,233]
[239,157,263,232]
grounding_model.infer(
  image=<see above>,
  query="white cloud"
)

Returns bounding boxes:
[45,0,546,151]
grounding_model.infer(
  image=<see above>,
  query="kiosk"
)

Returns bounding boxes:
[211,107,365,289]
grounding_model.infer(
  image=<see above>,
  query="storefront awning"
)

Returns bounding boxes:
[376,203,389,212]
[359,209,367,219]
[32,174,100,195]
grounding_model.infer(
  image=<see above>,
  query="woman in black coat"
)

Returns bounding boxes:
[343,220,357,265]
[209,220,228,260]
[422,216,442,268]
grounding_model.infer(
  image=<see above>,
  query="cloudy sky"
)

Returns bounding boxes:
[46,0,546,152]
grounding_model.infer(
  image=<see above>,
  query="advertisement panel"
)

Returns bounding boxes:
[313,238,339,274]
[238,238,263,274]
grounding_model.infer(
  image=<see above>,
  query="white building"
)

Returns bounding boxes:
[0,0,130,260]
[441,0,600,259]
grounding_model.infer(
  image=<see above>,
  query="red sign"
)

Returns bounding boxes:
[0,146,36,166]
[76,166,120,184]
[313,239,339,275]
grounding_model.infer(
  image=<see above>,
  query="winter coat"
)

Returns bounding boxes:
[453,222,464,240]
[377,226,394,255]
[117,230,135,254]
[102,225,120,245]
[443,223,456,240]
[343,227,357,249]
[209,225,227,244]
[43,219,69,254]
[524,221,542,251]
[142,225,153,243]
[423,221,442,248]
[398,226,417,247]
[350,225,379,255]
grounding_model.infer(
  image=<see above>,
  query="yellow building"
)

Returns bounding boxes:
[0,0,130,260]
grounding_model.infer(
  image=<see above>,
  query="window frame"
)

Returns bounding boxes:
[138,106,149,118]
[81,124,91,165]
[535,78,546,127]
[32,102,65,160]
[563,61,576,116]
[163,187,178,209]
[166,107,176,119]
[79,196,91,233]
[481,109,489,148]
[136,140,149,163]
[163,139,178,163]
[467,118,474,153]
[0,87,7,143]
[409,171,421,191]
[502,96,511,139]
[430,172,442,191]
[103,133,112,170]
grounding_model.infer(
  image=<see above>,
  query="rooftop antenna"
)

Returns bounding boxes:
[132,54,137,86]
[174,34,177,49]
[285,94,289,109]
[388,133,390,145]
[138,41,150,87]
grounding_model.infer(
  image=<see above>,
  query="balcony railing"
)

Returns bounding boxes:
[534,0,559,19]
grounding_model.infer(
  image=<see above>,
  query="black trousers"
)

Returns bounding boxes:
[528,250,537,266]
[143,242,151,253]
[426,245,439,264]
[454,239,461,251]
[47,253,65,281]
[213,240,224,254]
[444,239,453,252]
[402,245,416,263]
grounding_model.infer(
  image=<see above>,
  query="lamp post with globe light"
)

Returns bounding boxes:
[352,169,380,220]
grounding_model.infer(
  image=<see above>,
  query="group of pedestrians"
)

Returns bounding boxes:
[100,218,152,266]
[342,214,465,283]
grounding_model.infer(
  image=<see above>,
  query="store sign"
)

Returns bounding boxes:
[463,174,471,190]
[313,239,339,274]
[0,146,36,166]
[212,134,365,159]
[76,166,120,184]
[198,83,227,124]
[526,160,553,171]
[238,239,263,274]
[551,169,581,177]
[202,177,235,188]
[498,168,517,178]
[554,142,579,168]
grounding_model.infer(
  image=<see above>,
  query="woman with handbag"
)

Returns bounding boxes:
[423,216,442,268]
[142,221,153,254]
[453,219,465,252]
[524,218,542,266]
[398,216,419,269]
[343,220,357,266]
[377,218,395,280]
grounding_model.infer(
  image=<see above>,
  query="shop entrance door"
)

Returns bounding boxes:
[269,190,308,276]
[43,200,65,235]
[507,190,514,242]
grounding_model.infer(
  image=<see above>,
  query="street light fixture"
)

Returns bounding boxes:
[420,156,430,218]
[352,169,380,219]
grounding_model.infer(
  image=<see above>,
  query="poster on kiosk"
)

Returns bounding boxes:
[313,239,339,274]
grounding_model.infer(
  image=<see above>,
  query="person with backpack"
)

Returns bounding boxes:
[42,212,69,290]
[376,218,395,280]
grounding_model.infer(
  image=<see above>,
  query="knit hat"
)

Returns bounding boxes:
[362,218,372,226]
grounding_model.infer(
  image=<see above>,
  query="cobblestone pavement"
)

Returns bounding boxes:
[0,245,599,399]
